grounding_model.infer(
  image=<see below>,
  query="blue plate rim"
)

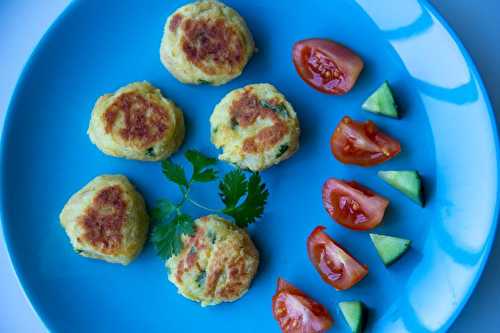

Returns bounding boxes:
[419,0,500,330]
[0,0,498,331]
[0,1,83,330]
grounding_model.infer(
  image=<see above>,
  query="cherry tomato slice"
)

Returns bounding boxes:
[272,278,333,333]
[322,178,389,230]
[331,116,401,166]
[292,38,364,95]
[307,226,368,290]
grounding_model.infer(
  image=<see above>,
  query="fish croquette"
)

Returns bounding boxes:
[88,81,185,161]
[166,215,259,306]
[160,0,254,85]
[210,83,300,171]
[59,175,149,265]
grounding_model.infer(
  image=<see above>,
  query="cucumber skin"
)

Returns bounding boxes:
[370,233,411,266]
[378,170,424,206]
[339,301,365,333]
[362,81,398,118]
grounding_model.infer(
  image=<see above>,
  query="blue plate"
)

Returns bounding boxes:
[1,0,498,332]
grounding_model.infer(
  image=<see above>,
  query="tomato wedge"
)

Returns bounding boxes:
[323,178,389,230]
[292,38,364,95]
[331,116,401,166]
[272,278,333,333]
[307,226,368,290]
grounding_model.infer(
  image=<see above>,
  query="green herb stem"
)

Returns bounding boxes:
[187,198,220,212]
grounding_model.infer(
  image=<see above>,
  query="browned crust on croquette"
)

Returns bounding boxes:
[172,216,258,303]
[103,92,171,149]
[169,13,183,32]
[181,18,245,75]
[175,225,208,282]
[229,89,289,154]
[204,233,257,300]
[77,185,127,254]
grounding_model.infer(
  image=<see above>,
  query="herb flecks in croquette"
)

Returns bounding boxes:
[198,79,212,84]
[230,117,239,129]
[207,230,217,244]
[275,144,289,159]
[260,100,289,118]
[151,149,268,259]
[229,90,290,154]
[145,147,156,157]
[196,271,207,287]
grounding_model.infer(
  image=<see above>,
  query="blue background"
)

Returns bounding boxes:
[0,0,498,332]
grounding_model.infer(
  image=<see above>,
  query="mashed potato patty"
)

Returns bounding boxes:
[59,175,149,265]
[88,81,185,161]
[210,83,300,171]
[166,215,259,306]
[160,0,254,85]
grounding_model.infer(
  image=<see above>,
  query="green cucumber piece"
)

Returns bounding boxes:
[370,233,411,266]
[362,81,398,118]
[339,301,365,333]
[378,170,424,206]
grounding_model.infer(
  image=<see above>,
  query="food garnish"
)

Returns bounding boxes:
[370,233,411,266]
[362,81,398,118]
[331,116,401,166]
[151,149,268,259]
[322,179,389,231]
[307,226,368,290]
[378,170,424,206]
[272,278,333,333]
[292,38,363,95]
[339,301,366,333]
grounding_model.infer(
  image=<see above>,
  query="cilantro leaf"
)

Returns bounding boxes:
[194,168,218,182]
[221,171,269,228]
[162,160,188,187]
[150,199,176,223]
[185,149,217,172]
[152,213,195,259]
[185,150,218,183]
[219,169,247,207]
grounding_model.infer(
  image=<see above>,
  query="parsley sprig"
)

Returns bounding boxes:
[151,150,269,259]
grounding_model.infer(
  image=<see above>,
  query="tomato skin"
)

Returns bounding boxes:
[292,38,364,95]
[272,278,333,333]
[331,116,401,166]
[322,178,389,230]
[307,226,368,290]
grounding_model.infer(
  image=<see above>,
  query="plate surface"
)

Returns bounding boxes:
[1,0,498,332]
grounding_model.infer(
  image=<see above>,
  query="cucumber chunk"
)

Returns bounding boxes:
[362,81,398,118]
[339,301,365,333]
[370,233,411,266]
[378,170,424,206]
